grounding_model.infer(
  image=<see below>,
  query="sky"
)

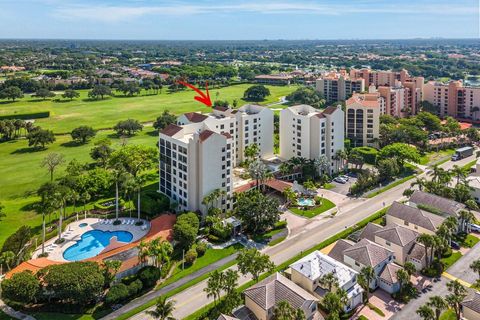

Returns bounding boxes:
[0,0,478,40]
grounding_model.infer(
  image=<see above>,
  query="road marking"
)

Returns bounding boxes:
[442,272,472,287]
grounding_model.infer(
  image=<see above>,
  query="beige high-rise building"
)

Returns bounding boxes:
[346,92,383,147]
[423,80,480,120]
[316,72,365,103]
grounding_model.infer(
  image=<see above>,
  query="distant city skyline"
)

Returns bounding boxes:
[0,0,478,40]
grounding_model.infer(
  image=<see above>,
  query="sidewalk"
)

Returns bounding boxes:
[0,299,36,320]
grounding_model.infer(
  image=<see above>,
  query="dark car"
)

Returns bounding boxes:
[450,240,460,250]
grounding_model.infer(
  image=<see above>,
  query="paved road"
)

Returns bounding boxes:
[447,240,480,285]
[102,253,238,320]
[116,154,478,320]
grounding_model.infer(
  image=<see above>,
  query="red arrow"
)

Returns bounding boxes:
[177,80,212,107]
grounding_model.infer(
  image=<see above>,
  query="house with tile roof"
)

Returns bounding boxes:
[462,291,480,320]
[243,272,318,320]
[408,190,465,218]
[386,201,445,235]
[290,251,363,312]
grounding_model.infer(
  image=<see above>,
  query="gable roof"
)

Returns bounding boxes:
[198,130,215,142]
[359,222,383,242]
[462,291,480,314]
[387,201,445,232]
[374,224,418,247]
[379,263,403,284]
[160,124,182,137]
[407,242,427,261]
[327,239,354,263]
[343,239,393,267]
[409,190,465,217]
[243,272,317,311]
[183,112,208,123]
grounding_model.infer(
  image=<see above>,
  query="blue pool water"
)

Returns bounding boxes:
[63,229,133,261]
[297,198,315,207]
[79,223,88,228]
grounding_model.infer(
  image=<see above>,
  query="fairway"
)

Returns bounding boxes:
[0,84,297,134]
[0,83,298,247]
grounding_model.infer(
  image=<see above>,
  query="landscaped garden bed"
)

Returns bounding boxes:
[289,197,335,218]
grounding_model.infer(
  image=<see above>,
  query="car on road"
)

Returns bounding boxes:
[333,177,347,184]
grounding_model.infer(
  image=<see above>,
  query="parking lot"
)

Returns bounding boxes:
[330,176,357,195]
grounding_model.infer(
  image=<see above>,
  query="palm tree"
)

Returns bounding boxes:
[148,238,173,269]
[470,259,480,282]
[396,269,410,293]
[248,159,270,189]
[282,187,297,207]
[134,175,146,220]
[404,261,416,276]
[358,266,375,304]
[222,269,239,295]
[146,297,175,320]
[459,210,475,233]
[317,155,330,175]
[273,301,295,320]
[319,272,339,292]
[138,241,149,264]
[204,270,224,306]
[427,296,447,320]
[451,165,468,185]
[411,177,427,191]
[417,234,434,268]
[416,305,435,320]
[0,251,15,271]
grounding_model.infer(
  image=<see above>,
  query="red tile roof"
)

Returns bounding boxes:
[160,124,182,137]
[234,179,292,193]
[184,112,208,123]
[322,106,339,115]
[199,130,215,142]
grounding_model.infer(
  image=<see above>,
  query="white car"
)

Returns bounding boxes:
[334,177,347,184]
[340,175,349,181]
[469,223,480,233]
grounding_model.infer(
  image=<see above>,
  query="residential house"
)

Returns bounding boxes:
[290,251,363,312]
[386,201,445,235]
[462,291,480,320]
[408,190,465,218]
[243,272,318,320]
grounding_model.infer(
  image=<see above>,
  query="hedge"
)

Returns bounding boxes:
[352,146,378,165]
[0,111,50,120]
[136,191,170,216]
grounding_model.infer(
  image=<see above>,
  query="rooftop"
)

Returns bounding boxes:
[387,201,445,232]
[343,239,393,267]
[374,224,418,247]
[409,190,465,217]
[290,251,358,287]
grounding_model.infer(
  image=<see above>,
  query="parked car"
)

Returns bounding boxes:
[334,177,347,184]
[451,240,460,250]
[469,223,480,233]
[340,175,349,181]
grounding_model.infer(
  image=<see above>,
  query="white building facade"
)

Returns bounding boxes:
[159,105,274,214]
[279,105,344,173]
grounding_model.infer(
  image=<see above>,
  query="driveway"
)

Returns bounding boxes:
[446,240,480,285]
[354,290,404,320]
[330,177,356,195]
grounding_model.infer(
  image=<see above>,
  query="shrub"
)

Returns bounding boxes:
[121,274,138,286]
[136,191,170,216]
[1,271,40,304]
[185,248,198,265]
[138,266,161,288]
[160,261,171,279]
[127,279,143,296]
[94,198,126,210]
[208,234,220,243]
[174,212,200,249]
[105,283,129,305]
[352,146,378,165]
[196,242,208,257]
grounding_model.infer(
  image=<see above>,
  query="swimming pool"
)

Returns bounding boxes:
[63,230,133,261]
[297,198,315,207]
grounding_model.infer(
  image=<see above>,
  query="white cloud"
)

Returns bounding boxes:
[52,1,477,23]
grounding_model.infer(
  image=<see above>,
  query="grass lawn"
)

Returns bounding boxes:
[0,129,158,246]
[289,198,335,218]
[454,233,480,248]
[439,309,456,320]
[367,303,385,317]
[158,243,243,289]
[463,159,478,170]
[441,252,463,270]
[366,173,416,198]
[30,313,96,320]
[0,311,14,320]
[419,149,454,165]
[0,84,298,134]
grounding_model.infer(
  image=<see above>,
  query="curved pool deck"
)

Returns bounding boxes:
[8,214,176,279]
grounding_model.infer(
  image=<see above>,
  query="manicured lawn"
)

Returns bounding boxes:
[419,149,454,165]
[367,302,385,317]
[0,311,14,320]
[0,84,298,134]
[0,129,159,246]
[289,198,336,218]
[454,233,480,248]
[366,173,416,198]
[439,309,456,320]
[441,252,463,270]
[322,183,334,190]
[158,243,243,289]
[463,159,478,170]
